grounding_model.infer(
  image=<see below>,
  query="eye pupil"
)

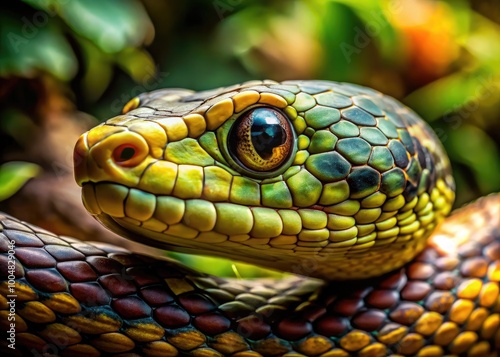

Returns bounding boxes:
[251,112,286,159]
[120,147,136,161]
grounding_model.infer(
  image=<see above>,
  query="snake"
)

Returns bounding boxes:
[1,80,499,356]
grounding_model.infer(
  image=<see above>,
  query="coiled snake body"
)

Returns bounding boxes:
[1,80,499,356]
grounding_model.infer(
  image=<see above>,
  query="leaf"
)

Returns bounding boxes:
[330,0,401,62]
[464,13,500,68]
[56,0,153,53]
[115,47,156,83]
[166,252,284,278]
[447,125,500,194]
[319,2,367,81]
[0,162,42,201]
[404,69,498,121]
[77,36,114,102]
[0,13,77,80]
[158,39,251,91]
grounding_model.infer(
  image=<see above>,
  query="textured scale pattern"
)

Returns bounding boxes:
[73,80,455,280]
[1,195,500,356]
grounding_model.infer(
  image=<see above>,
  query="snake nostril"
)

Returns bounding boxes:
[113,144,139,166]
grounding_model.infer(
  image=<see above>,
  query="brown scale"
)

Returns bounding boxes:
[1,194,500,356]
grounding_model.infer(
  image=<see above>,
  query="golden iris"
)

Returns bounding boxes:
[229,107,293,172]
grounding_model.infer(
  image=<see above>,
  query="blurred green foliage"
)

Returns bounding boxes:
[0,0,155,97]
[0,161,41,201]
[1,0,499,276]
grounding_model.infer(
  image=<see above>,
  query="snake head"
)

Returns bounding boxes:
[74,80,455,280]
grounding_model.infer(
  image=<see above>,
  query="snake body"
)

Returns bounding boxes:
[1,80,499,356]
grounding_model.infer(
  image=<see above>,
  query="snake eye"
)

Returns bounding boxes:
[113,144,138,166]
[228,107,293,172]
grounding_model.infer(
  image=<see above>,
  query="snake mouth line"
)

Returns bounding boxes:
[81,181,299,263]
